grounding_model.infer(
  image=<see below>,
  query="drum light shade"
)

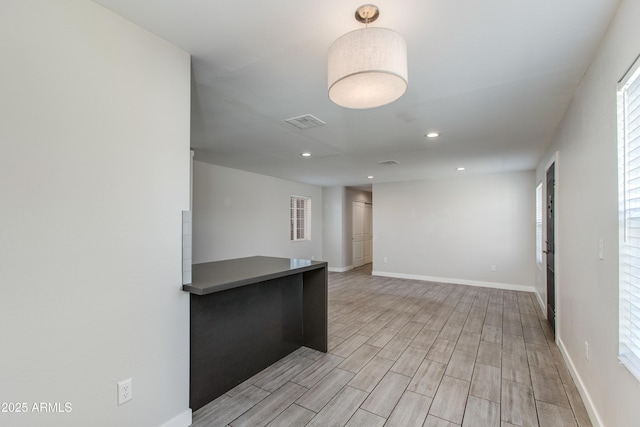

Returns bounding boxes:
[328,27,408,109]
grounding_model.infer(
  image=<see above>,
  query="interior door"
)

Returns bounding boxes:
[363,203,372,264]
[352,202,364,268]
[546,163,556,333]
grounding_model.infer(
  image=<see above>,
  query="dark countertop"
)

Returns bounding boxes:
[183,255,327,295]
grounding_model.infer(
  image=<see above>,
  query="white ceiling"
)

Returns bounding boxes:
[94,0,620,187]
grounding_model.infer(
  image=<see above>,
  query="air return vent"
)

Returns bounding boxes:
[378,160,400,166]
[285,114,326,130]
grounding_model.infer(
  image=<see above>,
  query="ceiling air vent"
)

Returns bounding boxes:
[378,160,400,166]
[285,114,326,130]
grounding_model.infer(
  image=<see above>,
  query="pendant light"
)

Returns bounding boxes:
[328,5,408,109]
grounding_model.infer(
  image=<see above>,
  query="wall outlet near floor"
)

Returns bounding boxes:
[383,257,388,263]
[491,265,497,272]
[584,341,590,361]
[117,378,132,405]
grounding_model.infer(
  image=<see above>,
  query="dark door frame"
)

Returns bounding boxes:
[543,153,558,339]
[546,162,556,334]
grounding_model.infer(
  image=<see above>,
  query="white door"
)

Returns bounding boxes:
[363,203,372,264]
[352,202,364,268]
[353,201,373,267]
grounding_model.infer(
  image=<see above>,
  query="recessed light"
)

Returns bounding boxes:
[367,176,374,179]
[425,132,439,138]
[456,167,465,171]
[301,152,312,157]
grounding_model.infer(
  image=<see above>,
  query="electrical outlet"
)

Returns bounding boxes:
[584,341,590,361]
[491,265,497,272]
[383,257,388,263]
[117,378,132,405]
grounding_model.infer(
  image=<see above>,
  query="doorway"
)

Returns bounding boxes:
[546,163,556,333]
[352,201,372,268]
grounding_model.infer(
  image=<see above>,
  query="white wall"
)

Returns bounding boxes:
[322,186,346,270]
[0,1,191,427]
[534,0,640,425]
[193,161,323,263]
[373,172,535,290]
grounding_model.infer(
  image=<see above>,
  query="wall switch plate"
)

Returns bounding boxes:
[598,239,604,260]
[117,378,132,405]
[584,341,590,361]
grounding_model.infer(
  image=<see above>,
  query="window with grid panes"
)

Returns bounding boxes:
[618,54,640,381]
[290,196,310,241]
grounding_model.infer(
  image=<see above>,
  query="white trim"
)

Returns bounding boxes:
[545,151,558,171]
[328,265,354,273]
[160,409,192,427]
[536,181,544,267]
[617,61,640,383]
[557,337,602,427]
[371,271,535,293]
[189,150,194,211]
[535,290,547,319]
[618,53,640,88]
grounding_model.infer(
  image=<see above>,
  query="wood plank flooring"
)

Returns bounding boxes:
[191,265,592,427]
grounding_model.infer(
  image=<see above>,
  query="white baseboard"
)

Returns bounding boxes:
[556,337,602,427]
[328,265,354,273]
[371,271,535,293]
[535,290,547,318]
[160,409,192,427]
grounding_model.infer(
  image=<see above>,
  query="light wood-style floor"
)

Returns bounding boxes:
[191,265,592,427]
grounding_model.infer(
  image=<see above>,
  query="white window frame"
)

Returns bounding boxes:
[618,54,640,382]
[536,182,543,266]
[290,196,311,242]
